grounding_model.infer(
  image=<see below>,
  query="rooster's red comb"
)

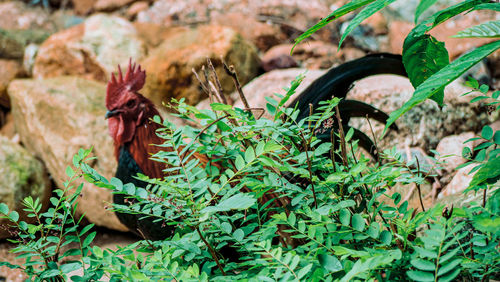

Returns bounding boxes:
[106,59,146,109]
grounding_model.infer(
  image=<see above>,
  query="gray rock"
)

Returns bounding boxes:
[0,135,50,239]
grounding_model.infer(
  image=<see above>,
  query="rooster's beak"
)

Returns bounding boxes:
[105,110,119,119]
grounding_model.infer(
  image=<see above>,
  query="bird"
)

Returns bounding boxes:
[104,54,407,241]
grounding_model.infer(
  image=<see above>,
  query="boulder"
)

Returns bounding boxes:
[0,1,51,30]
[71,0,98,15]
[8,76,127,231]
[348,75,492,151]
[141,25,260,106]
[0,59,24,108]
[0,28,51,59]
[33,14,147,83]
[94,0,136,12]
[435,132,475,173]
[0,135,51,239]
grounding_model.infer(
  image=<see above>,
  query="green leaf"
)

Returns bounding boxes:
[433,0,489,27]
[415,0,439,23]
[367,222,380,238]
[472,3,500,12]
[292,0,375,52]
[339,209,351,226]
[318,253,343,272]
[339,0,396,48]
[245,146,255,163]
[235,155,245,171]
[60,262,81,274]
[437,258,462,277]
[82,231,96,248]
[201,194,256,214]
[384,40,500,134]
[402,34,449,105]
[468,155,500,188]
[481,125,493,140]
[8,211,19,222]
[351,214,365,232]
[380,230,392,245]
[411,258,435,271]
[453,21,500,38]
[0,203,8,215]
[233,229,244,241]
[65,166,75,178]
[407,270,435,281]
[438,267,461,282]
[494,131,500,145]
[210,103,233,112]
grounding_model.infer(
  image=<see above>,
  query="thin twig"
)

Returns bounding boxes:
[365,114,380,164]
[415,158,426,212]
[207,58,228,104]
[196,227,226,275]
[222,59,251,113]
[334,105,349,170]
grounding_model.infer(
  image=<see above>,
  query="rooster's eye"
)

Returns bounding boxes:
[126,100,136,108]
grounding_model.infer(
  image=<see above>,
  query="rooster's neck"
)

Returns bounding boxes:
[119,108,166,180]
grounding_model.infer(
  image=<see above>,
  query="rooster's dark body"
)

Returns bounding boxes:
[104,54,407,240]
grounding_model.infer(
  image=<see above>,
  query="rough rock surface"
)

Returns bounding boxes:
[0,135,51,239]
[0,1,51,30]
[348,75,492,151]
[8,76,126,231]
[141,25,260,106]
[435,132,475,173]
[0,59,24,108]
[33,14,147,83]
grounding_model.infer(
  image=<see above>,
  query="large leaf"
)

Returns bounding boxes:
[432,0,490,27]
[468,155,500,188]
[338,0,396,48]
[403,34,449,105]
[201,193,256,214]
[415,0,439,23]
[384,40,500,134]
[453,21,500,38]
[471,2,500,12]
[292,0,374,53]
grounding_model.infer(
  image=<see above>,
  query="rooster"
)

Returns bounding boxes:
[105,54,407,240]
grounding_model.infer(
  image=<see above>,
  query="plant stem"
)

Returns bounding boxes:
[196,227,226,275]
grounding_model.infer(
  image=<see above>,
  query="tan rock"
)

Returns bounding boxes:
[133,23,187,49]
[33,14,147,83]
[0,1,51,30]
[0,135,51,239]
[8,76,127,231]
[348,75,491,150]
[0,59,23,108]
[439,165,476,198]
[94,0,135,11]
[141,25,260,106]
[364,12,388,35]
[0,113,16,139]
[388,20,413,54]
[435,132,475,172]
[71,0,98,15]
[126,1,149,19]
[263,41,344,70]
[212,12,285,51]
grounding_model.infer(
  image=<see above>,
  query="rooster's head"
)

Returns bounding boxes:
[105,60,156,146]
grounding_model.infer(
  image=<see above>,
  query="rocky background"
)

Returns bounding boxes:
[0,0,498,279]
